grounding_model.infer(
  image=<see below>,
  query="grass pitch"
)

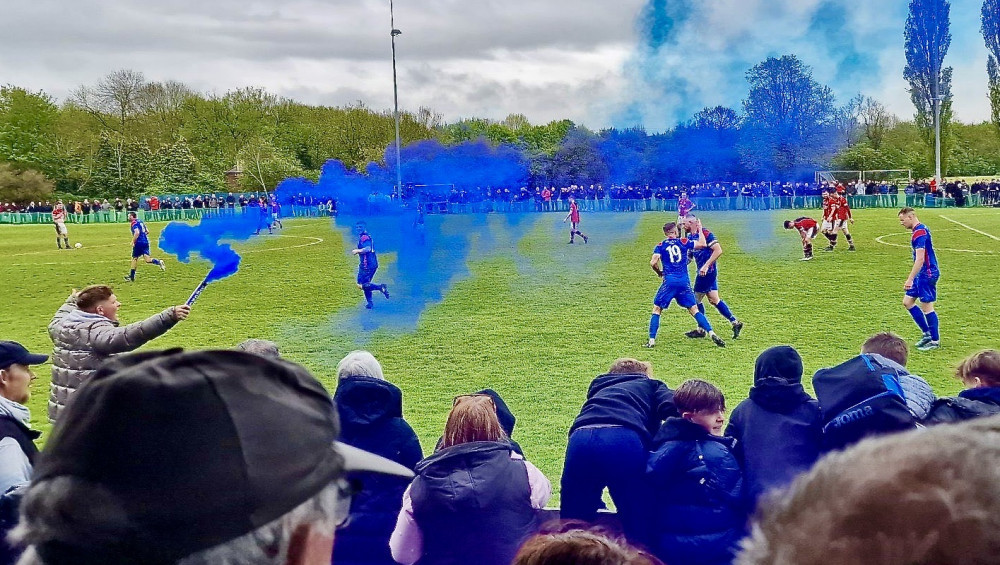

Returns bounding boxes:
[3,207,999,501]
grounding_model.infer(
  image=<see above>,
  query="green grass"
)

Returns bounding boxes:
[3,207,999,503]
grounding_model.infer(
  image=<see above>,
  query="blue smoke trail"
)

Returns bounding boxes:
[158,213,259,282]
[275,139,641,340]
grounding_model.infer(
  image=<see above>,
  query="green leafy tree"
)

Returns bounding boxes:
[0,86,59,173]
[0,163,55,202]
[904,0,953,172]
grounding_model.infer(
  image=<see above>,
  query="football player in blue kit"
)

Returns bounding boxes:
[682,216,744,340]
[645,220,725,348]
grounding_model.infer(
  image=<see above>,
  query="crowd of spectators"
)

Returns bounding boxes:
[2,177,997,225]
[1,284,999,564]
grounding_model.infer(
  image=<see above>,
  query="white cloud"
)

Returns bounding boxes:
[0,0,993,129]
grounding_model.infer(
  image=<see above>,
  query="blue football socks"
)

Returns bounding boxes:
[694,312,713,332]
[925,311,940,341]
[649,313,660,339]
[716,301,736,322]
[908,305,929,334]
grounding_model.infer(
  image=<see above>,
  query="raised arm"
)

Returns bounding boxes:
[88,308,180,355]
[49,293,79,336]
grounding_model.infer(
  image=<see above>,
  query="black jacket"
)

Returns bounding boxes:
[923,387,1000,425]
[648,418,746,565]
[333,376,423,565]
[411,441,539,565]
[0,415,40,465]
[726,346,822,506]
[569,373,676,446]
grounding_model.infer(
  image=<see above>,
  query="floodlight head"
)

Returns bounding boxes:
[391,29,402,36]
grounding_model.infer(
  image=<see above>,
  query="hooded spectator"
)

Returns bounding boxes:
[333,351,422,565]
[390,394,550,565]
[924,349,1000,424]
[47,286,189,423]
[725,346,822,507]
[561,358,676,546]
[860,332,937,419]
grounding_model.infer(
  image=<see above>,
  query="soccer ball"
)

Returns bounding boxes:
[74,243,83,249]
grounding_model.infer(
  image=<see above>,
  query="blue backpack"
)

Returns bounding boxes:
[813,354,920,452]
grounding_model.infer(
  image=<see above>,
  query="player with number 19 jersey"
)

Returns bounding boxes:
[646,221,725,348]
[653,237,696,307]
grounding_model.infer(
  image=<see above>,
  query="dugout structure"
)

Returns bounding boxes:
[816,169,912,187]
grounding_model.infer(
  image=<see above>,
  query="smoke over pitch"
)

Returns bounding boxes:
[275,141,640,338]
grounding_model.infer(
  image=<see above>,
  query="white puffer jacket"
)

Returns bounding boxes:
[47,294,178,423]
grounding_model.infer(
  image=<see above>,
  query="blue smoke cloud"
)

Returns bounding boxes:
[618,0,905,131]
[159,214,260,283]
[275,140,640,339]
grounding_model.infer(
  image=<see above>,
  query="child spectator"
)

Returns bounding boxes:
[647,379,745,565]
[860,332,936,419]
[924,349,1000,424]
[725,346,822,508]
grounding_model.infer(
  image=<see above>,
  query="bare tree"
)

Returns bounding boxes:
[71,69,149,134]
[858,96,898,149]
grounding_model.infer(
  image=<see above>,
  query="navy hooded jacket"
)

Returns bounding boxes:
[726,346,822,506]
[648,418,746,565]
[333,376,423,565]
[923,387,1000,425]
[569,373,676,446]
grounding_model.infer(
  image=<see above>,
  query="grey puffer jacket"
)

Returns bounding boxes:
[47,295,179,423]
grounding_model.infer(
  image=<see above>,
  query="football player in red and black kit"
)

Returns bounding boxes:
[819,188,838,248]
[825,190,856,251]
[783,217,818,261]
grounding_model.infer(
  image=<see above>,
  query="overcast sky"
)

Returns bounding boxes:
[1,0,993,130]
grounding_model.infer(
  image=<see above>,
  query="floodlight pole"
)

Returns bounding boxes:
[932,3,942,188]
[390,0,403,198]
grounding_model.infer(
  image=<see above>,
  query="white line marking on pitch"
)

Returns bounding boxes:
[874,229,995,254]
[8,234,325,266]
[939,215,1000,241]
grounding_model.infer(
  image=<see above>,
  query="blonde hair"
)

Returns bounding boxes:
[440,395,508,449]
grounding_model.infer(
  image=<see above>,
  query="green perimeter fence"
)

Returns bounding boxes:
[0,193,987,225]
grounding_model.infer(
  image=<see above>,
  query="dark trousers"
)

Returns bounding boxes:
[560,426,650,546]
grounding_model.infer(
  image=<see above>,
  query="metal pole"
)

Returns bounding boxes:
[390,0,403,198]
[933,3,942,188]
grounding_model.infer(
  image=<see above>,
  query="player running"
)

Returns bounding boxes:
[645,220,725,348]
[825,190,856,251]
[783,217,818,261]
[898,208,940,351]
[682,217,744,340]
[52,201,69,250]
[563,197,589,244]
[124,212,166,282]
[352,222,390,309]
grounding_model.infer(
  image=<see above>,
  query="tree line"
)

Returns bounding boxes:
[2,0,1000,203]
